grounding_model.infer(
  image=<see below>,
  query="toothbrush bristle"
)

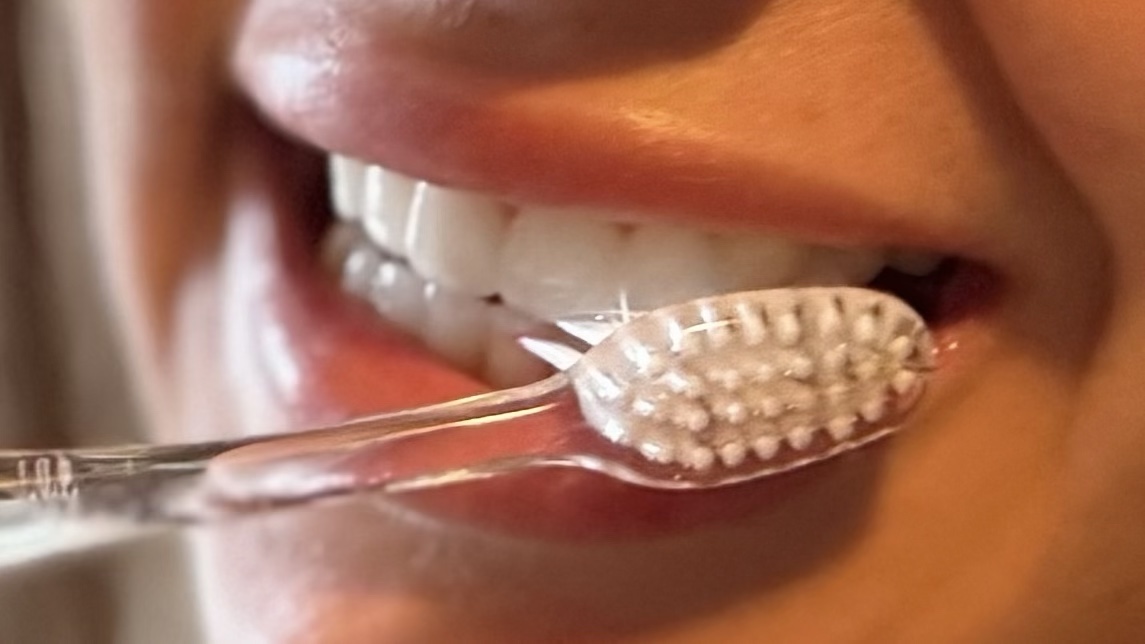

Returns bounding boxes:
[570,287,934,472]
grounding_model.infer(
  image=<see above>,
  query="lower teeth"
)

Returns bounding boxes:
[326,226,553,388]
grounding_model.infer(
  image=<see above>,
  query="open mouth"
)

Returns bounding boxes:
[321,154,977,390]
[209,105,1003,539]
[217,3,1013,539]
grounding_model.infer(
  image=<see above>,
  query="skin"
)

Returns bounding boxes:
[60,0,1145,641]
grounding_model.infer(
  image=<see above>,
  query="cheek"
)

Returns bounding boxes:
[66,0,246,413]
[965,1,1145,260]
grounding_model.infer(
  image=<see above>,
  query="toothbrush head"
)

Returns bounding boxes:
[560,287,935,471]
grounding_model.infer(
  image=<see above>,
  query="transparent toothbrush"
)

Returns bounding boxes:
[0,287,934,568]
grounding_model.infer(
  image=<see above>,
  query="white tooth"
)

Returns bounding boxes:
[361,167,417,258]
[423,284,490,374]
[329,155,367,220]
[500,207,627,320]
[714,233,811,289]
[618,226,813,311]
[483,308,553,388]
[341,244,382,296]
[756,396,783,419]
[321,223,363,273]
[407,183,509,297]
[889,250,943,276]
[618,224,721,310]
[367,259,427,335]
[796,247,886,285]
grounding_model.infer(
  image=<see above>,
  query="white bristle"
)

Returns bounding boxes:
[669,400,711,433]
[718,442,748,468]
[891,370,920,395]
[888,335,915,361]
[859,398,886,423]
[706,367,743,391]
[786,426,817,451]
[853,312,878,345]
[563,287,933,472]
[638,438,675,464]
[752,435,781,460]
[826,416,856,441]
[752,363,776,384]
[775,311,802,347]
[788,354,815,380]
[818,301,843,336]
[660,369,706,399]
[821,347,847,378]
[735,302,767,346]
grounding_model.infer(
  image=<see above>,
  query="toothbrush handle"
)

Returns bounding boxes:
[0,375,571,568]
[0,444,230,568]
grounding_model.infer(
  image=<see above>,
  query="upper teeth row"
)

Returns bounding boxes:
[328,155,942,320]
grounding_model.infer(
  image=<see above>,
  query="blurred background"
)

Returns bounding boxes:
[0,2,199,641]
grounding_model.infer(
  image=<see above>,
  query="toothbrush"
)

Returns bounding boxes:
[0,287,933,568]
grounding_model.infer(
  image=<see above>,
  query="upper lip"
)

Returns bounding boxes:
[232,2,1005,270]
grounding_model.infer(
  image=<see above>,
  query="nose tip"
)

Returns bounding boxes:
[370,0,771,78]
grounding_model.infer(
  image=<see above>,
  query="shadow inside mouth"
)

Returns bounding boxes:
[869,258,1000,333]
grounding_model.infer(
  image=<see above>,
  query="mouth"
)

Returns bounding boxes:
[209,114,997,540]
[218,7,1008,541]
[322,154,968,391]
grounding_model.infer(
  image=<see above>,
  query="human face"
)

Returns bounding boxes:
[64,0,1145,640]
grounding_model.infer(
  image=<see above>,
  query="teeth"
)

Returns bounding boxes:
[716,234,811,290]
[368,258,427,336]
[332,232,555,388]
[423,283,491,373]
[483,308,554,388]
[340,243,382,296]
[407,184,509,297]
[620,224,723,310]
[329,156,367,220]
[499,206,628,320]
[327,154,941,388]
[362,168,417,257]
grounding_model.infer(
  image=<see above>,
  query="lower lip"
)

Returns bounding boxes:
[217,121,992,541]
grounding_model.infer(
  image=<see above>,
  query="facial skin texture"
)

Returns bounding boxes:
[61,0,1145,641]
